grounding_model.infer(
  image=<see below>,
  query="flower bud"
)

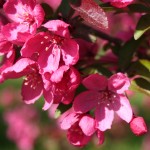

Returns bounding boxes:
[130,116,148,136]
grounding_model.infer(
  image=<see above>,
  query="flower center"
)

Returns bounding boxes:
[23,12,34,23]
[16,12,34,24]
[24,71,42,89]
[98,90,117,105]
[40,33,64,51]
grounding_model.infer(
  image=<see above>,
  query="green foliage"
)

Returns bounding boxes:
[118,38,142,71]
[128,4,150,13]
[130,78,150,96]
[127,59,150,82]
[134,14,150,40]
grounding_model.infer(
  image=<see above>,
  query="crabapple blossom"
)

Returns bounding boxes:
[101,0,134,8]
[42,66,81,110]
[3,0,45,43]
[1,58,46,104]
[0,0,149,148]
[73,73,133,131]
[1,58,80,110]
[0,23,13,54]
[21,20,79,74]
[130,116,148,136]
[0,50,15,83]
[58,108,104,147]
[3,105,40,150]
[0,22,15,82]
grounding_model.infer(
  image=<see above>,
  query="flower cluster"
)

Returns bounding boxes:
[0,0,80,111]
[4,105,40,150]
[0,0,149,148]
[58,73,136,147]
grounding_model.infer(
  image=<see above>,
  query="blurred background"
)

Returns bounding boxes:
[0,79,149,150]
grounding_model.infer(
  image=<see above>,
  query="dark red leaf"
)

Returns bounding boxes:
[70,0,108,30]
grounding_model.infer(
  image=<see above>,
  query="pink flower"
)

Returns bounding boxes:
[130,116,148,136]
[67,121,93,147]
[58,108,104,147]
[73,73,133,131]
[2,58,51,109]
[0,22,13,54]
[21,20,79,73]
[0,22,16,82]
[101,0,134,8]
[42,66,81,110]
[3,0,45,43]
[0,87,16,106]
[0,28,13,53]
[1,22,35,44]
[2,58,80,110]
[3,105,40,150]
[0,50,15,83]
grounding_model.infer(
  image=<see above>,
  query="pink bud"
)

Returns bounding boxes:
[130,117,148,136]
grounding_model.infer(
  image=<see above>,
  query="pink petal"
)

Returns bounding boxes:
[38,44,61,73]
[4,0,36,22]
[82,73,107,91]
[0,40,13,55]
[2,22,33,44]
[108,73,130,94]
[111,94,133,123]
[43,20,70,37]
[61,91,76,105]
[67,123,92,147]
[33,4,45,27]
[42,90,53,110]
[58,108,79,130]
[40,72,51,90]
[50,65,69,83]
[61,39,79,65]
[110,0,133,8]
[0,50,15,82]
[130,116,147,136]
[22,78,43,104]
[21,32,46,57]
[79,115,96,136]
[48,104,59,118]
[95,103,114,131]
[2,58,36,79]
[73,91,101,113]
[97,130,105,145]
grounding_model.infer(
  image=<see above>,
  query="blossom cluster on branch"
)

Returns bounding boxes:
[0,0,149,148]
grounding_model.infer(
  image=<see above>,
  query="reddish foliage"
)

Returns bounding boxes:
[70,0,108,30]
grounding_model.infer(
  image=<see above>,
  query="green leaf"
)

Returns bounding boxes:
[57,0,71,18]
[134,14,150,40]
[130,78,150,96]
[100,3,116,12]
[54,109,61,118]
[118,38,142,71]
[127,59,150,82]
[41,3,53,19]
[140,59,150,71]
[128,4,150,13]
[82,65,113,77]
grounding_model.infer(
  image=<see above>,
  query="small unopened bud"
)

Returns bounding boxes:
[130,116,148,136]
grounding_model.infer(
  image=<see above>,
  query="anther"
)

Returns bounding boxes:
[44,36,48,39]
